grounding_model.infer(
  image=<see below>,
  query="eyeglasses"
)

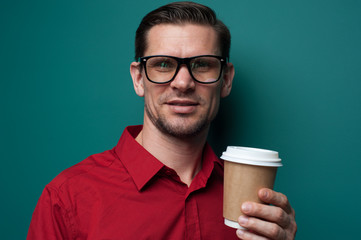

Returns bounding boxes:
[138,55,226,84]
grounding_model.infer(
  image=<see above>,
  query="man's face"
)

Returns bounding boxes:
[131,24,234,138]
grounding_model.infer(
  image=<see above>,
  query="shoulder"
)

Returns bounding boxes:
[47,148,120,190]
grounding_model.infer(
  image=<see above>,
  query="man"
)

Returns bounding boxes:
[28,2,297,239]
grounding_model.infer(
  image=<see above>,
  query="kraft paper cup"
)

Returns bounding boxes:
[221,146,282,229]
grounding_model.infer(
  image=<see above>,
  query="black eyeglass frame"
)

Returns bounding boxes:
[138,55,227,84]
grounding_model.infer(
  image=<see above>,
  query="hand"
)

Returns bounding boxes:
[236,188,297,240]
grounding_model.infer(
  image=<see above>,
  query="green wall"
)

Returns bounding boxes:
[1,0,360,239]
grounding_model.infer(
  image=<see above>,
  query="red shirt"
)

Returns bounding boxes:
[28,125,237,239]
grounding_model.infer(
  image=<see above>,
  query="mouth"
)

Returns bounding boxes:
[166,99,199,114]
[167,100,198,106]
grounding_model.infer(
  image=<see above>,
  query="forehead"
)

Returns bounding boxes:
[145,23,220,57]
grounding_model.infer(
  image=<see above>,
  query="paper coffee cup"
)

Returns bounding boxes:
[221,146,282,229]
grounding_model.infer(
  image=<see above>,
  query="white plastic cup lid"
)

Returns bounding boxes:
[224,219,246,229]
[220,146,282,167]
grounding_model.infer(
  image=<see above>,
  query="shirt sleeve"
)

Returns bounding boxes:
[27,185,74,240]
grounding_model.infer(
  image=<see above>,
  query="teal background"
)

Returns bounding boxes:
[1,0,360,239]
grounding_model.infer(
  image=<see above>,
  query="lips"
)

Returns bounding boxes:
[167,99,198,106]
[166,99,199,114]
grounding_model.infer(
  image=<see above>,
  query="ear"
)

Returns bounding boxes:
[130,62,145,97]
[220,62,235,98]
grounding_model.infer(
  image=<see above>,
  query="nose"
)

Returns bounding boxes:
[170,64,196,92]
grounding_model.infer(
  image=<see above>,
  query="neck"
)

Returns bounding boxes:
[136,122,209,187]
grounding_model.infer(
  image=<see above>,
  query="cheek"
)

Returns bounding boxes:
[210,97,221,118]
[205,88,222,117]
[143,86,163,110]
[144,92,156,108]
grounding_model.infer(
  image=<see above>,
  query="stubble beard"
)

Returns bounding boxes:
[144,103,212,139]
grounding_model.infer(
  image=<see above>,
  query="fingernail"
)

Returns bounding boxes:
[242,203,252,213]
[261,189,269,199]
[236,229,244,237]
[238,215,248,226]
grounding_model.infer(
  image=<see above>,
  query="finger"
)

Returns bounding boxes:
[236,228,269,240]
[238,215,286,240]
[241,202,290,228]
[259,188,293,215]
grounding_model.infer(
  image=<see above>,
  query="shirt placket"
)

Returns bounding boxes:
[162,166,203,240]
[185,195,201,240]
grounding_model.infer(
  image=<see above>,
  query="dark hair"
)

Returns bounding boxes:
[135,1,231,61]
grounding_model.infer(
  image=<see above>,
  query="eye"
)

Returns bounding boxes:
[191,57,218,72]
[158,60,171,68]
[148,58,176,72]
[192,60,209,69]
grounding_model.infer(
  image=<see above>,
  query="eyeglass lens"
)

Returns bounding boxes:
[145,56,222,83]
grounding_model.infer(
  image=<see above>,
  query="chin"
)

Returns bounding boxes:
[156,119,209,139]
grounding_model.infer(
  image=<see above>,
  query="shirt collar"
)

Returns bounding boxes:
[187,143,223,194]
[114,125,164,191]
[114,125,223,191]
